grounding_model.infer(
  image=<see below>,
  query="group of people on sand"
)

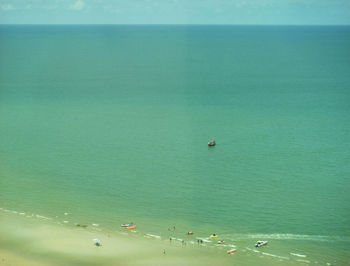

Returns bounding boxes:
[93,223,224,249]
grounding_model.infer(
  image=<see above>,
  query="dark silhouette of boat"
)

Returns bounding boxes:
[208,139,216,146]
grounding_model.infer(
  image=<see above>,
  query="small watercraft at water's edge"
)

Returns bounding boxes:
[126,225,137,230]
[227,249,236,254]
[121,224,130,227]
[255,240,268,247]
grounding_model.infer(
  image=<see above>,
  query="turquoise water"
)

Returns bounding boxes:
[1,25,350,264]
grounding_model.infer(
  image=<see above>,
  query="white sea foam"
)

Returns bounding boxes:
[246,247,260,253]
[145,234,161,239]
[35,215,51,220]
[92,223,99,227]
[63,221,69,224]
[290,253,307,258]
[19,212,26,215]
[261,252,289,260]
[246,233,348,242]
[296,259,310,263]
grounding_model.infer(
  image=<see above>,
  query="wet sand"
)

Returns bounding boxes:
[0,211,323,266]
[0,213,241,266]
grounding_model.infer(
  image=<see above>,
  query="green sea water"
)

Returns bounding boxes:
[1,25,350,264]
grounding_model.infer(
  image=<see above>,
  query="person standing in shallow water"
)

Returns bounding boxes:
[168,226,176,232]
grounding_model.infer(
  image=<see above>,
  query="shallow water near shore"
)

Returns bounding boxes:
[1,25,350,265]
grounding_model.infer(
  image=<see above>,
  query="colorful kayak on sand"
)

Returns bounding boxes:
[126,225,136,230]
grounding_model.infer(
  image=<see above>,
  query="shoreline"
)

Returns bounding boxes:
[0,209,317,266]
[0,210,248,266]
[1,208,349,265]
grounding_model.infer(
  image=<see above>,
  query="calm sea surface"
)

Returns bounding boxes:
[1,25,350,264]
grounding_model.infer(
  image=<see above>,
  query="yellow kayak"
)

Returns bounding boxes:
[210,234,218,239]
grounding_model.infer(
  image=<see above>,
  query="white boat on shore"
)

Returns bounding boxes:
[255,240,268,247]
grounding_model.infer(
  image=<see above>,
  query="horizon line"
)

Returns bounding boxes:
[1,23,350,26]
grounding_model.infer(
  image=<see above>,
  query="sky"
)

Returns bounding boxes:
[0,0,350,25]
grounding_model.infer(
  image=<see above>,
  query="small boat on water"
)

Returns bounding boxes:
[217,240,224,244]
[210,234,218,239]
[208,139,216,146]
[185,232,194,235]
[255,240,268,247]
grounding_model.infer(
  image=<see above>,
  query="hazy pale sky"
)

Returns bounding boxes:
[1,0,350,25]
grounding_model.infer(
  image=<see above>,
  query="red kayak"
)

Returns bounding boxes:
[185,232,194,235]
[227,249,237,254]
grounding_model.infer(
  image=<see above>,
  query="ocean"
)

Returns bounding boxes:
[0,25,350,265]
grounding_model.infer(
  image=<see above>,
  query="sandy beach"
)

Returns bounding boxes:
[0,212,234,266]
[0,211,305,266]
